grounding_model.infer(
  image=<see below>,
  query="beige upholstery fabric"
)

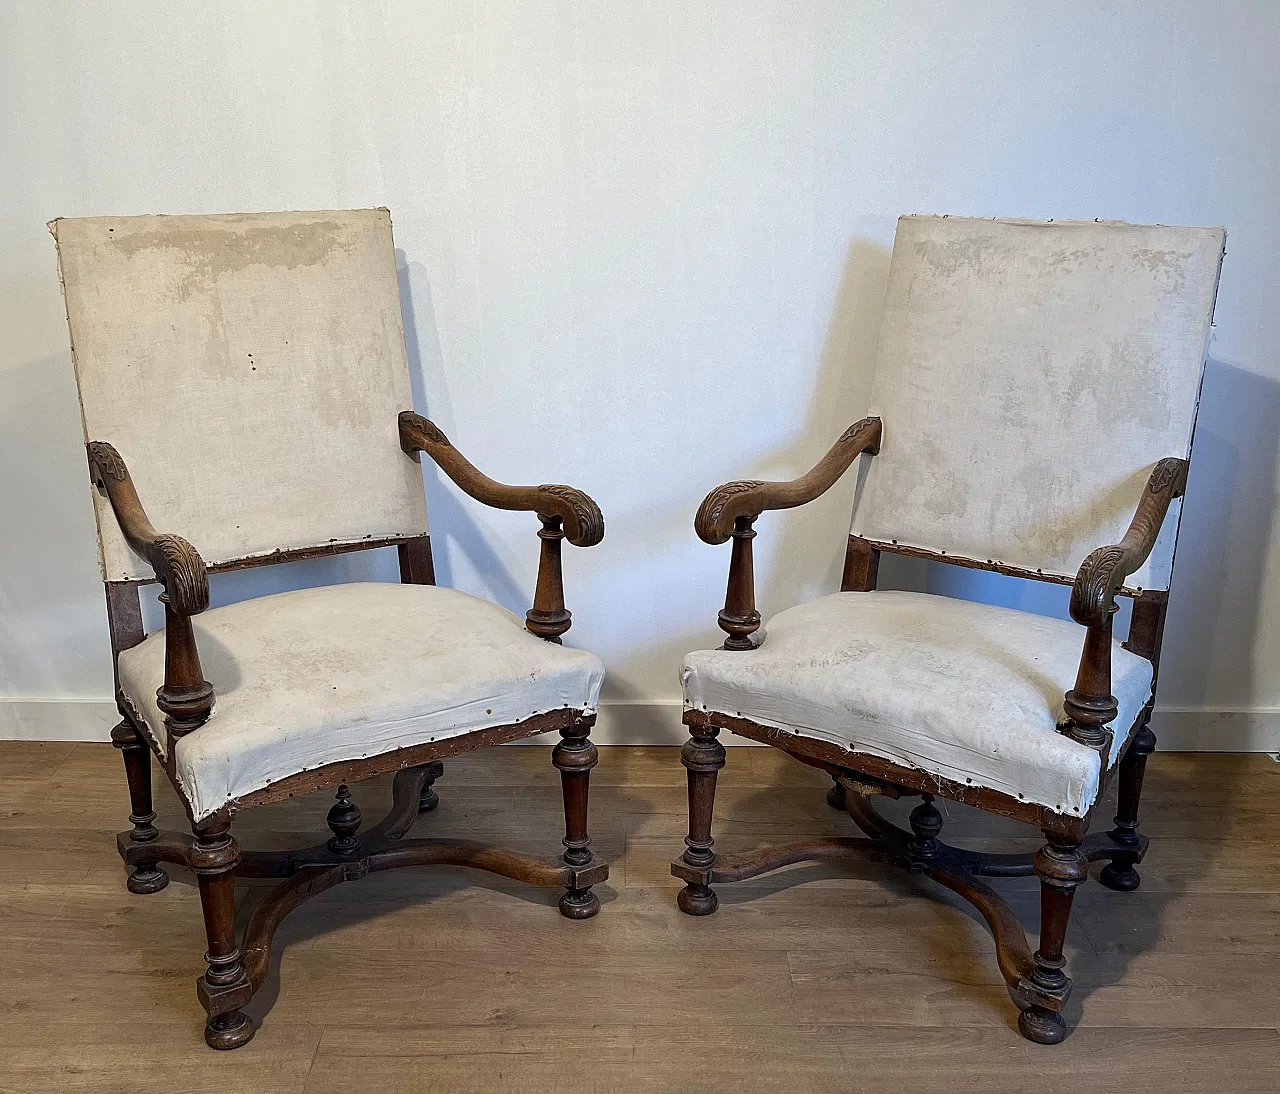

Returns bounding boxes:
[851,216,1224,588]
[52,210,429,581]
[118,582,605,821]
[682,591,1153,816]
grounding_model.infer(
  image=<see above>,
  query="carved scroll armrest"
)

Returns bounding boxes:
[695,418,882,650]
[399,412,603,547]
[87,442,213,739]
[1061,457,1188,752]
[695,417,882,545]
[399,411,604,642]
[87,442,209,615]
[1069,458,1188,629]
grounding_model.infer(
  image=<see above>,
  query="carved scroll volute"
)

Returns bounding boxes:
[535,484,604,549]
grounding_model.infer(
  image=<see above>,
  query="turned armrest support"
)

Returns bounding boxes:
[694,417,882,545]
[696,418,882,650]
[87,442,214,739]
[399,411,604,641]
[1061,458,1188,751]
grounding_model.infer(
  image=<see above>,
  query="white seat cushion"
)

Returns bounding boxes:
[118,582,605,820]
[682,591,1153,817]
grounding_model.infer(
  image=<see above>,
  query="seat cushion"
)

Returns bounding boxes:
[681,591,1153,817]
[118,582,605,820]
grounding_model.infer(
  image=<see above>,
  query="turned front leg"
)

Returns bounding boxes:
[110,720,168,894]
[1018,836,1088,1045]
[677,725,727,915]
[553,717,600,919]
[1100,723,1156,891]
[188,817,254,1049]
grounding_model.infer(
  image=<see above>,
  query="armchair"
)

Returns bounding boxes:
[53,209,608,1049]
[672,215,1225,1044]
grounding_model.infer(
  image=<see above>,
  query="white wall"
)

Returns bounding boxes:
[3,1,1278,748]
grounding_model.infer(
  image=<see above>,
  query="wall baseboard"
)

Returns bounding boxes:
[1,698,1277,753]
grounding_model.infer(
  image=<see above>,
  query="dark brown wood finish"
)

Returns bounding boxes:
[697,418,881,649]
[90,443,214,748]
[188,816,254,1049]
[397,534,436,585]
[840,535,880,593]
[92,413,607,1050]
[676,722,727,915]
[679,430,1191,1044]
[1060,459,1187,751]
[398,411,603,640]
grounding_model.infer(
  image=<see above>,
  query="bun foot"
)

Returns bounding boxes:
[127,865,169,895]
[205,1012,255,1050]
[1099,861,1141,891]
[559,887,600,919]
[677,883,718,916]
[1018,1005,1067,1044]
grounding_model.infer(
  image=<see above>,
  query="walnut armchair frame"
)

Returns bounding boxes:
[673,420,1184,1044]
[93,417,607,1050]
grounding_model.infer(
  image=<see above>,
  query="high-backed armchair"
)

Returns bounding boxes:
[673,215,1224,1043]
[52,209,608,1049]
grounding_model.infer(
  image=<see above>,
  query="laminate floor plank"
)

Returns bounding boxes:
[1,741,1277,1093]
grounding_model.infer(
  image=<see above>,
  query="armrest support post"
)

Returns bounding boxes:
[527,515,572,642]
[1061,608,1119,752]
[718,517,760,651]
[1059,458,1188,753]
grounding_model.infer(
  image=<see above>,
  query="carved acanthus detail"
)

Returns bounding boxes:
[1147,457,1185,496]
[156,534,210,615]
[537,484,605,547]
[1069,544,1126,627]
[696,481,765,545]
[88,441,128,482]
[398,411,451,451]
[838,416,881,448]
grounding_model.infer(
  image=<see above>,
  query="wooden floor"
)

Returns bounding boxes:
[1,742,1278,1093]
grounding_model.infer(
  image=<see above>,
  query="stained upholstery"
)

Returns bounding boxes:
[682,591,1153,816]
[851,216,1224,588]
[52,210,429,582]
[118,582,605,820]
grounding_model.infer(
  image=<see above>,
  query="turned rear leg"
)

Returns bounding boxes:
[1018,836,1088,1044]
[677,725,726,916]
[111,720,168,895]
[189,816,254,1049]
[1100,724,1155,891]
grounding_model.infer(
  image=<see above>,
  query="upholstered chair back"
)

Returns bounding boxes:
[52,209,429,582]
[850,216,1224,590]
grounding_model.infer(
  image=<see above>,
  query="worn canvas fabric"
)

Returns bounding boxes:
[52,209,429,581]
[683,591,1154,816]
[117,583,606,820]
[850,216,1224,588]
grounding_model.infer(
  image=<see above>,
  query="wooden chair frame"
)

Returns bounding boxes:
[95,411,607,1049]
[672,416,1186,1044]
